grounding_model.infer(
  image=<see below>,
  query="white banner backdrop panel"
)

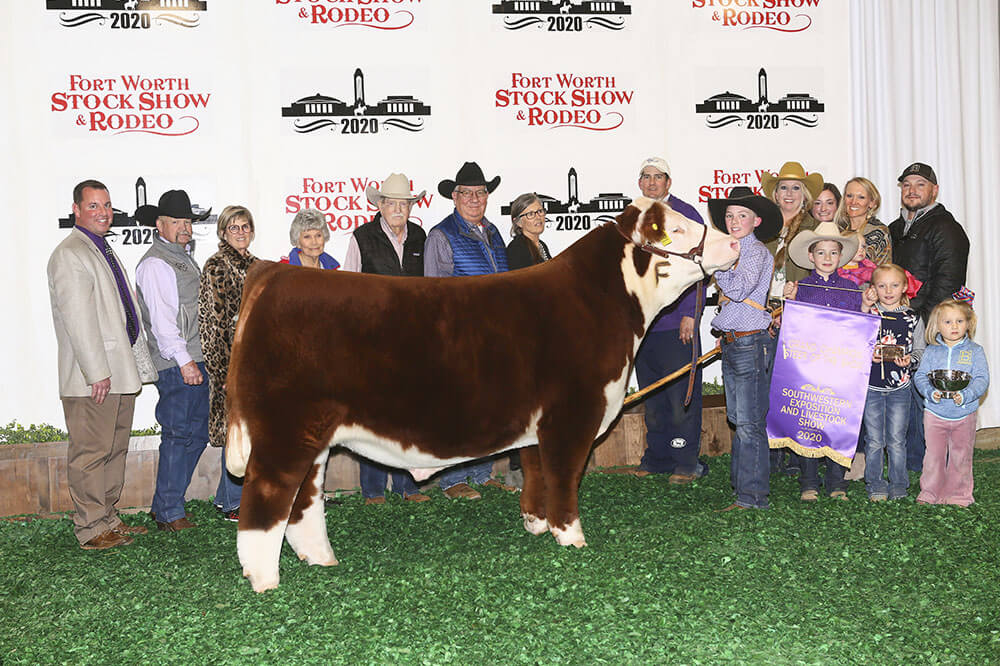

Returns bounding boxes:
[3,0,850,432]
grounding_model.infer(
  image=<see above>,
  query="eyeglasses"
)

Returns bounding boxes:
[519,209,545,220]
[227,223,252,233]
[454,188,488,200]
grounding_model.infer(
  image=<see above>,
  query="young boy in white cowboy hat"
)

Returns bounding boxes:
[783,221,870,501]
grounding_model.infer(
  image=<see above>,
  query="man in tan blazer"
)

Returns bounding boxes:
[47,179,155,549]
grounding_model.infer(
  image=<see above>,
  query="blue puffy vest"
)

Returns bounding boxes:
[436,212,509,276]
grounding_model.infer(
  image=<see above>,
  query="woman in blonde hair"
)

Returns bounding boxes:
[836,176,892,265]
[197,205,257,521]
[761,161,823,305]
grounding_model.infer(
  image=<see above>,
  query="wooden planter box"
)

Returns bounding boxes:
[0,402,737,518]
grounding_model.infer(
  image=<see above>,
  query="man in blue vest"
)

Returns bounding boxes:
[135,190,211,531]
[424,161,517,499]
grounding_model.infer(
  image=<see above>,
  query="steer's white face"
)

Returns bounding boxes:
[623,197,739,327]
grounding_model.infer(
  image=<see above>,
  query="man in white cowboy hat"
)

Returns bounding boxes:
[706,186,781,510]
[424,161,516,499]
[342,173,432,504]
[134,189,212,532]
[887,163,969,472]
[47,179,155,549]
[632,156,710,484]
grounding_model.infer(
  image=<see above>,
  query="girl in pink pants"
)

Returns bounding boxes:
[913,298,989,506]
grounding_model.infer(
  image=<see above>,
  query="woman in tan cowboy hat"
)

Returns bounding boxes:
[761,161,824,300]
[835,176,892,266]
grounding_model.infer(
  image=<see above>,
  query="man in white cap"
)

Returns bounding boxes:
[633,157,709,484]
[342,173,432,504]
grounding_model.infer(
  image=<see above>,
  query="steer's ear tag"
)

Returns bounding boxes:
[649,223,671,246]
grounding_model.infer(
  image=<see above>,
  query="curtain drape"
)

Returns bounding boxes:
[850,0,1000,428]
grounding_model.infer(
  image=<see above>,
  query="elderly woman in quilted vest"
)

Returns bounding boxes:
[197,205,257,522]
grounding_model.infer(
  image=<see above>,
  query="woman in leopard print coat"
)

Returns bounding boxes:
[197,205,257,518]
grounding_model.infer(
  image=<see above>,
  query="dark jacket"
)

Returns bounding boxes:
[506,233,551,271]
[353,215,426,276]
[888,203,969,322]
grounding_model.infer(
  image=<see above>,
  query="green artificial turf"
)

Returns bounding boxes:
[2,453,999,665]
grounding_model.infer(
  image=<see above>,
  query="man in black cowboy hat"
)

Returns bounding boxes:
[135,190,212,531]
[424,162,516,499]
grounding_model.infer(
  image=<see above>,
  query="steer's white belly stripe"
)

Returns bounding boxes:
[332,409,544,469]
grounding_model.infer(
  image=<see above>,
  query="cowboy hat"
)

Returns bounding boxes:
[438,162,501,199]
[707,186,781,241]
[135,190,210,226]
[760,161,824,200]
[787,221,860,270]
[365,173,426,206]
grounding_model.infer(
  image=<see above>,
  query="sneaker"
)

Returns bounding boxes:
[219,508,239,521]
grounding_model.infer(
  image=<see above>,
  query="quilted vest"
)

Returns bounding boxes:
[437,212,509,276]
[136,236,204,371]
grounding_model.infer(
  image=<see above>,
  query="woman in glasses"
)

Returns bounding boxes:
[506,193,551,270]
[197,205,258,522]
[503,193,551,486]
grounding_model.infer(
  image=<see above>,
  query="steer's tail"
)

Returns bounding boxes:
[226,417,252,477]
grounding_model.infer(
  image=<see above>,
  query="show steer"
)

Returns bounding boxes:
[226,197,739,592]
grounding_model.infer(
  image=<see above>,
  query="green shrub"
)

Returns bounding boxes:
[703,378,724,395]
[0,420,159,444]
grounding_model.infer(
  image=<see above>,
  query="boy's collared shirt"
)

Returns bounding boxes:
[795,271,862,312]
[712,234,773,333]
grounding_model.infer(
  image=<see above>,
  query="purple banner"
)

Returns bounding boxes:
[767,300,880,467]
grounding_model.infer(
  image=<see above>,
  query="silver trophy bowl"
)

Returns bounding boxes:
[928,369,971,398]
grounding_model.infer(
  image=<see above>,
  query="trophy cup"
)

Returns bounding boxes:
[927,369,971,399]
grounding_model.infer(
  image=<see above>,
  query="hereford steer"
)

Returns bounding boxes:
[226,197,739,592]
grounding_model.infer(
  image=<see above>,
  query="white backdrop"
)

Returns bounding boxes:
[10,1,990,434]
[849,0,1000,428]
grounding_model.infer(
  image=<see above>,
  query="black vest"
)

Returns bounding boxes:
[354,216,426,276]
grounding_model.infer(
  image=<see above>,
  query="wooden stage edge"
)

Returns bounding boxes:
[2,409,998,518]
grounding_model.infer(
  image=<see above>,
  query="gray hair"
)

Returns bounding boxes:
[289,208,330,246]
[509,192,543,237]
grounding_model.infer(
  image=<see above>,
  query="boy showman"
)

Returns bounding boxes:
[707,186,781,510]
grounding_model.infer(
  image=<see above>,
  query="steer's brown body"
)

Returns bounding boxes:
[226,198,739,591]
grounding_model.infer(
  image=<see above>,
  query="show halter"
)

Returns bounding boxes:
[612,218,709,406]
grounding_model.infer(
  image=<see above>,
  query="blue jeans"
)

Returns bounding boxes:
[635,330,706,477]
[439,460,492,490]
[360,460,418,498]
[906,382,925,471]
[863,386,911,499]
[799,457,847,493]
[215,446,242,512]
[722,331,775,509]
[151,363,209,522]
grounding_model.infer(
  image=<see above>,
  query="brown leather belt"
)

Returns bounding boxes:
[715,329,766,345]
